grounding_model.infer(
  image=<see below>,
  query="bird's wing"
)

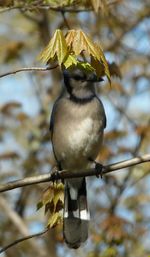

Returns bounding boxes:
[96,96,107,129]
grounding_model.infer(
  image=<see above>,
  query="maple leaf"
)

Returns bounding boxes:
[42,185,55,205]
[66,29,102,58]
[47,212,62,228]
[53,183,64,211]
[90,0,109,14]
[38,29,111,82]
[37,182,64,228]
[65,29,111,82]
[64,55,95,72]
[63,54,78,68]
[36,201,43,211]
[38,29,68,65]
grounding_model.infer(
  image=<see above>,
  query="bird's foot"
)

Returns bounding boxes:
[51,166,61,183]
[88,158,104,179]
[95,162,104,179]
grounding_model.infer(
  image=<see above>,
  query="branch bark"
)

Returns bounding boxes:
[0,0,120,14]
[0,154,150,193]
[0,65,58,78]
[0,227,48,254]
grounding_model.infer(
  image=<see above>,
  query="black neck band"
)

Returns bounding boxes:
[69,93,95,104]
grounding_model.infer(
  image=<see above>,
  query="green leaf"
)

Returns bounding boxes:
[77,61,95,72]
[36,201,43,211]
[63,54,78,68]
[38,29,68,65]
[64,57,95,73]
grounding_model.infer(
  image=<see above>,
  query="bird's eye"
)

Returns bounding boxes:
[73,75,82,80]
[73,75,86,81]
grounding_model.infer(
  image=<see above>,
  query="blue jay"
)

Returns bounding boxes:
[50,69,106,248]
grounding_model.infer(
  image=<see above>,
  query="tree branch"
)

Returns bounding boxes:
[0,5,92,14]
[0,228,49,254]
[0,196,48,256]
[0,154,150,193]
[0,65,58,78]
[0,0,118,14]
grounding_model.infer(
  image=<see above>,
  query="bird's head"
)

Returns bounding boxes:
[63,69,103,94]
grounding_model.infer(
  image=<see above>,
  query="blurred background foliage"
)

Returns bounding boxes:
[0,0,150,256]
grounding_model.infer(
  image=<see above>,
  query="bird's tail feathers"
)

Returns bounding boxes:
[63,178,90,249]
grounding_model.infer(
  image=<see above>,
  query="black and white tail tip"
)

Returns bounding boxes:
[63,178,90,249]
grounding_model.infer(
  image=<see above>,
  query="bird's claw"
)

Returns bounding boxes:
[95,162,104,179]
[51,167,60,183]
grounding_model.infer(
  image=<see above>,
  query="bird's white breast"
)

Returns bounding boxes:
[69,117,93,145]
[68,117,100,156]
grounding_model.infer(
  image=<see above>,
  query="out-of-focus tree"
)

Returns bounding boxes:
[0,1,150,256]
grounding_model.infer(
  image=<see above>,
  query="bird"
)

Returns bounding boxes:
[50,69,106,249]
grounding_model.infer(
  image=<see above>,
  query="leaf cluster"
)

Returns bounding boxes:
[37,182,64,228]
[39,29,111,82]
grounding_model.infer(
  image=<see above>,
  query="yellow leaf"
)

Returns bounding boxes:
[90,0,100,13]
[53,183,64,211]
[90,0,109,14]
[38,29,68,65]
[42,185,54,205]
[91,57,104,77]
[66,29,100,58]
[55,182,64,192]
[65,30,111,83]
[109,62,122,79]
[38,29,111,83]
[94,43,111,83]
[91,55,111,83]
[63,54,78,68]
[47,212,62,228]
[65,29,76,49]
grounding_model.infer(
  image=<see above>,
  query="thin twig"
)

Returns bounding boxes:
[0,6,21,13]
[0,5,92,14]
[0,65,58,78]
[0,196,47,256]
[61,11,71,29]
[0,154,150,193]
[0,228,49,254]
[0,0,119,14]
[0,0,142,14]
